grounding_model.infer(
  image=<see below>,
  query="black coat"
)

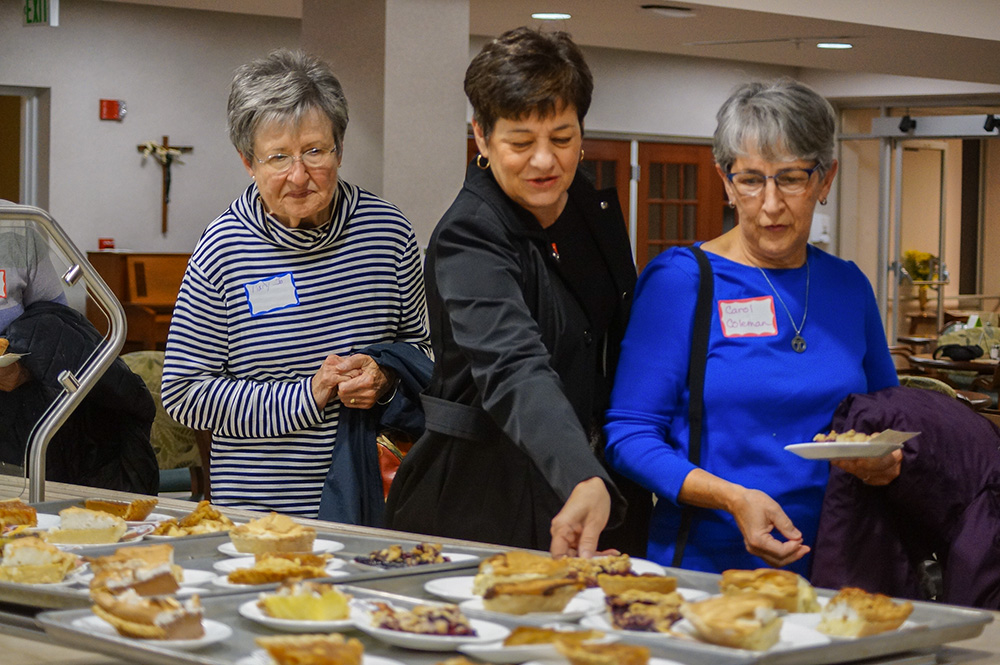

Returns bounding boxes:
[385,163,651,552]
[0,301,158,493]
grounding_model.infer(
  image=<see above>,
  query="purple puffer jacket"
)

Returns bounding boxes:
[811,386,1000,609]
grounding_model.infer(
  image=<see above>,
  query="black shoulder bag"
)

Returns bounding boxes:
[672,246,713,568]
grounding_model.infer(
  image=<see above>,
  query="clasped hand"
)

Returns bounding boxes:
[310,353,394,410]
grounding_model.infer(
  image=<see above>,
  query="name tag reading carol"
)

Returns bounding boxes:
[719,296,778,337]
[245,273,299,316]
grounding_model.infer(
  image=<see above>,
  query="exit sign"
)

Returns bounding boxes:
[24,0,59,26]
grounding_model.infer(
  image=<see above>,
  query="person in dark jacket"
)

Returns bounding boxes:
[385,27,651,558]
[0,225,157,492]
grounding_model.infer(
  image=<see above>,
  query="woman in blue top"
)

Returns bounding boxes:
[605,78,899,576]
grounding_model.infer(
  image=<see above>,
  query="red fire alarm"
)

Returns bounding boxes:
[99,99,126,121]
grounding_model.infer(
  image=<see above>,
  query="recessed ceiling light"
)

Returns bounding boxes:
[641,4,695,18]
[532,12,571,20]
[817,42,853,49]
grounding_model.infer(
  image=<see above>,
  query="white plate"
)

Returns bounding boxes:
[424,575,478,602]
[355,616,509,651]
[522,659,685,665]
[35,513,59,529]
[784,441,903,460]
[0,353,27,368]
[236,650,403,665]
[49,524,156,550]
[238,599,360,633]
[458,632,618,663]
[218,538,345,558]
[630,558,667,575]
[213,556,345,574]
[73,615,233,651]
[459,595,603,623]
[582,614,831,651]
[351,551,478,570]
[577,586,710,605]
[212,569,350,588]
[74,567,217,588]
[783,611,920,637]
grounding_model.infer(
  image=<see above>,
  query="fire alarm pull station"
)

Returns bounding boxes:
[99,99,126,121]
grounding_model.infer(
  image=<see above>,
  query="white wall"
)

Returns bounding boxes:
[0,0,299,255]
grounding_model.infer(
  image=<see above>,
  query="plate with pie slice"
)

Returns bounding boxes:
[785,430,919,460]
[576,585,710,605]
[351,551,478,570]
[74,567,217,588]
[72,615,233,651]
[354,616,509,651]
[213,556,345,575]
[522,659,685,665]
[458,632,619,663]
[238,599,362,633]
[48,524,156,550]
[212,569,350,589]
[459,595,603,623]
[217,538,345,558]
[236,650,403,665]
[0,353,28,368]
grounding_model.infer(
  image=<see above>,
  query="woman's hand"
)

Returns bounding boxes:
[310,355,351,409]
[831,449,902,486]
[728,487,810,568]
[334,354,396,409]
[550,476,611,559]
[0,361,30,392]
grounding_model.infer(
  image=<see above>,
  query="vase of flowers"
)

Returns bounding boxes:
[902,250,936,313]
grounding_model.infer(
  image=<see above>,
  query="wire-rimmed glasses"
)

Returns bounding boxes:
[254,147,338,174]
[726,166,820,197]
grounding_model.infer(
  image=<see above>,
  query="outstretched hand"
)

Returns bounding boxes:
[550,477,611,559]
[729,487,810,568]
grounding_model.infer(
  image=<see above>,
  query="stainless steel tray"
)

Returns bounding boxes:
[1,500,496,611]
[35,568,994,665]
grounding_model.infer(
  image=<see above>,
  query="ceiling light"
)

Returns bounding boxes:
[531,12,571,20]
[641,4,695,18]
[817,42,853,49]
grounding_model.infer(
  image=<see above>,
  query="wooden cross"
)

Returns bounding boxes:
[137,135,193,235]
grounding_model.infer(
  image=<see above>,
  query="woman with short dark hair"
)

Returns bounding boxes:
[386,28,651,558]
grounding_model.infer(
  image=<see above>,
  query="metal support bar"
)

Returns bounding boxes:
[0,203,126,502]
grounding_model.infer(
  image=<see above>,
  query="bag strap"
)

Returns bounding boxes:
[672,245,713,568]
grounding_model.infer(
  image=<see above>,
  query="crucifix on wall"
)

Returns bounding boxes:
[137,135,193,235]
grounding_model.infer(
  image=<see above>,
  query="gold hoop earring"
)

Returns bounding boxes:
[476,154,489,170]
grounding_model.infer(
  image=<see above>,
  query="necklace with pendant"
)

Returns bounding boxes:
[752,258,810,353]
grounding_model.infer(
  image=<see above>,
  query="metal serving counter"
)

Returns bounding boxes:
[1,477,997,665]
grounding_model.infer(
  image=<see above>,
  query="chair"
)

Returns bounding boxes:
[121,351,210,500]
[125,255,186,350]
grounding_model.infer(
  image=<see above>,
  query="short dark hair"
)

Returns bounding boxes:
[464,27,593,139]
[228,49,349,160]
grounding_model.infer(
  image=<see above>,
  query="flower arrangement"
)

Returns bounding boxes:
[902,250,936,282]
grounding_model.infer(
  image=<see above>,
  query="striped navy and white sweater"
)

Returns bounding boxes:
[162,180,430,517]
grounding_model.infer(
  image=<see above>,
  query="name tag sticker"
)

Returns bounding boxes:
[719,296,778,338]
[244,273,299,317]
[0,270,5,298]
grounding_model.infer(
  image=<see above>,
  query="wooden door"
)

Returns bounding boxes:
[636,143,725,270]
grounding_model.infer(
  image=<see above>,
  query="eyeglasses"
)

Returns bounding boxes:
[726,166,820,197]
[255,147,338,174]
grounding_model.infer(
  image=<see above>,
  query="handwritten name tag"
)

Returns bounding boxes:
[719,296,777,338]
[244,273,299,317]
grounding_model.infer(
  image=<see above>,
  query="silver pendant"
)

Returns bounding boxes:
[792,335,807,353]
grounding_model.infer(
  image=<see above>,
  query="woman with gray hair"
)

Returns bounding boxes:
[605,78,897,574]
[162,49,430,518]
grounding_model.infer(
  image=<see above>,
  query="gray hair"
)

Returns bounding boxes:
[227,49,349,160]
[713,78,836,174]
